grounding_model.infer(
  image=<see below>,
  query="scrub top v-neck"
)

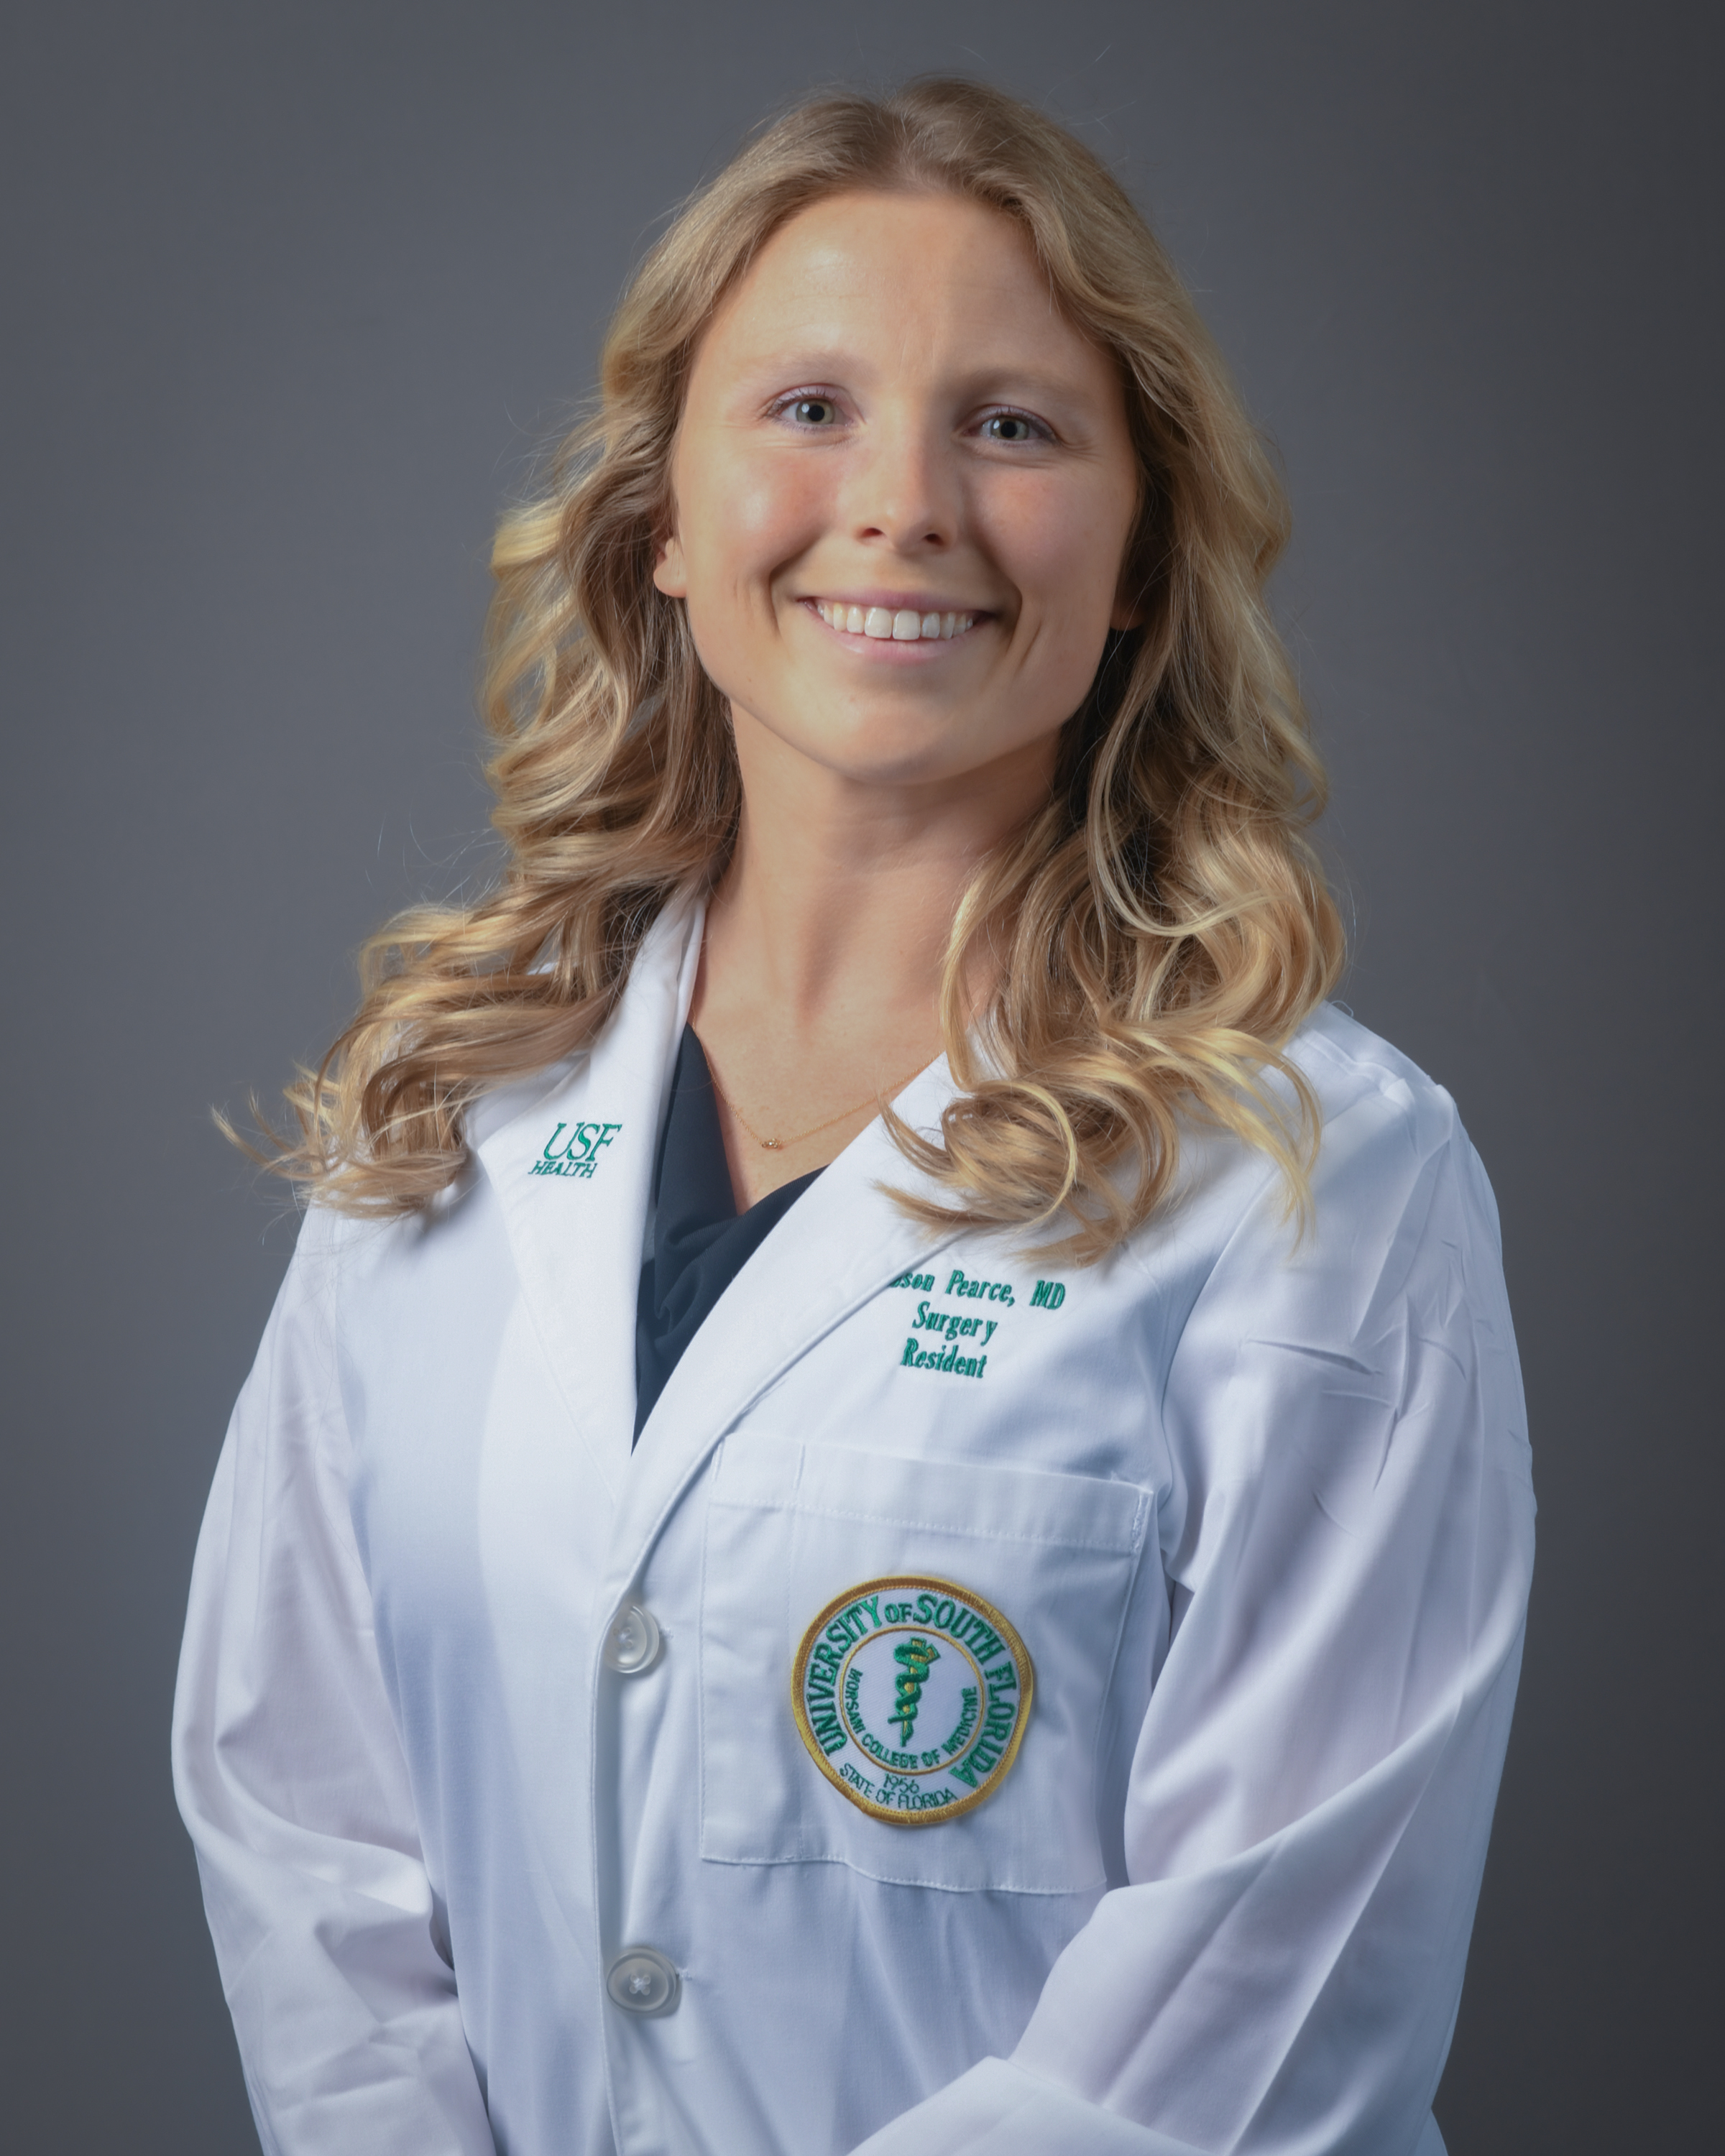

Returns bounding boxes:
[633,1026,822,1441]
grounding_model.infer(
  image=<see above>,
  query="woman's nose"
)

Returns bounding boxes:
[842,417,959,552]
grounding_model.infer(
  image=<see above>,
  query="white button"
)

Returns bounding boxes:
[606,1945,680,2017]
[602,1601,663,1675]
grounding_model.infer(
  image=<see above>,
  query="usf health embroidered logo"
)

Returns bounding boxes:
[530,1120,622,1179]
[792,1575,1034,1826]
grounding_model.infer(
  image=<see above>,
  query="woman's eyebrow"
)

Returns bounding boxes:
[726,346,866,384]
[947,364,1100,408]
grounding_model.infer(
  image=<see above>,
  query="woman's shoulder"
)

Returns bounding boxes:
[1287,1002,1465,1144]
[292,1052,587,1253]
[1302,1000,1496,1219]
[1285,1002,1487,1217]
[1145,1001,1499,1288]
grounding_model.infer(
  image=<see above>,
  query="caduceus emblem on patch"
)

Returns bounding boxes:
[791,1575,1034,1825]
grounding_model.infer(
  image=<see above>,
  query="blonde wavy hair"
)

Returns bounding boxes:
[262,77,1343,1263]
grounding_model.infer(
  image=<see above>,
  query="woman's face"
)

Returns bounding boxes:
[653,189,1141,801]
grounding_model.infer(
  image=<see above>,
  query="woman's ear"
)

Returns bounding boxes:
[652,533,688,598]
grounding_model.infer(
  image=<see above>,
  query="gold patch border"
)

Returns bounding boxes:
[791,1572,1035,1828]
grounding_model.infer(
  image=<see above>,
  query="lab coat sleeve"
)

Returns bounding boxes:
[852,1079,1535,2156]
[172,1210,497,2156]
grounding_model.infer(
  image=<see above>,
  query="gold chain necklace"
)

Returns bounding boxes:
[701,1040,932,1152]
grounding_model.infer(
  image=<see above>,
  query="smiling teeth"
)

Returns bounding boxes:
[815,602,976,640]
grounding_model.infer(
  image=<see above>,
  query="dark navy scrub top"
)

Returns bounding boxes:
[633,1026,821,1441]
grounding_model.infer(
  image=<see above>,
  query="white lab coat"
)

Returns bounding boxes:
[173,893,1533,2156]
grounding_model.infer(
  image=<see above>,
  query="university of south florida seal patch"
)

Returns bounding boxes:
[791,1575,1034,1825]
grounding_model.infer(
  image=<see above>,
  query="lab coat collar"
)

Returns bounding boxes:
[472,893,966,1588]
[473,893,704,1508]
[611,1045,966,1598]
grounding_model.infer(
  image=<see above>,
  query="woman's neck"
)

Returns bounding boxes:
[688,704,1054,1207]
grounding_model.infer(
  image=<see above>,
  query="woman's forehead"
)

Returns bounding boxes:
[748,190,1038,293]
[691,190,1116,398]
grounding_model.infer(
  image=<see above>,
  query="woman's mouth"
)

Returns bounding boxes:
[810,600,979,642]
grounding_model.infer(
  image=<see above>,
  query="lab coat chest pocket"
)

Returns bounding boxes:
[699,1432,1151,1892]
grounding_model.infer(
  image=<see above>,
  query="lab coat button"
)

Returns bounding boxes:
[606,1945,681,2017]
[602,1601,663,1674]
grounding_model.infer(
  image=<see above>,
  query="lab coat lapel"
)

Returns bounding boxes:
[474,895,703,1501]
[600,1054,967,1599]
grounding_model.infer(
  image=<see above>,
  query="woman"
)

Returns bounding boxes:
[174,79,1533,2156]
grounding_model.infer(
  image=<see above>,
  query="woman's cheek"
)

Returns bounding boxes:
[1010,510,1121,631]
[707,456,829,576]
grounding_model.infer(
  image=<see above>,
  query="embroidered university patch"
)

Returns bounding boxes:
[792,1575,1034,1825]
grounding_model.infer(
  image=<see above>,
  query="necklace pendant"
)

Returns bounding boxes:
[760,1137,781,1151]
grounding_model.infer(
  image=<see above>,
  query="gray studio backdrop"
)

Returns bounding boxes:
[3,4,1718,2150]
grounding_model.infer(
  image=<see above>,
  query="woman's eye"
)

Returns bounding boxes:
[783,397,840,427]
[981,412,1045,444]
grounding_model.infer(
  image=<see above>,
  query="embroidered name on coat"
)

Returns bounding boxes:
[889,1265,1067,1380]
